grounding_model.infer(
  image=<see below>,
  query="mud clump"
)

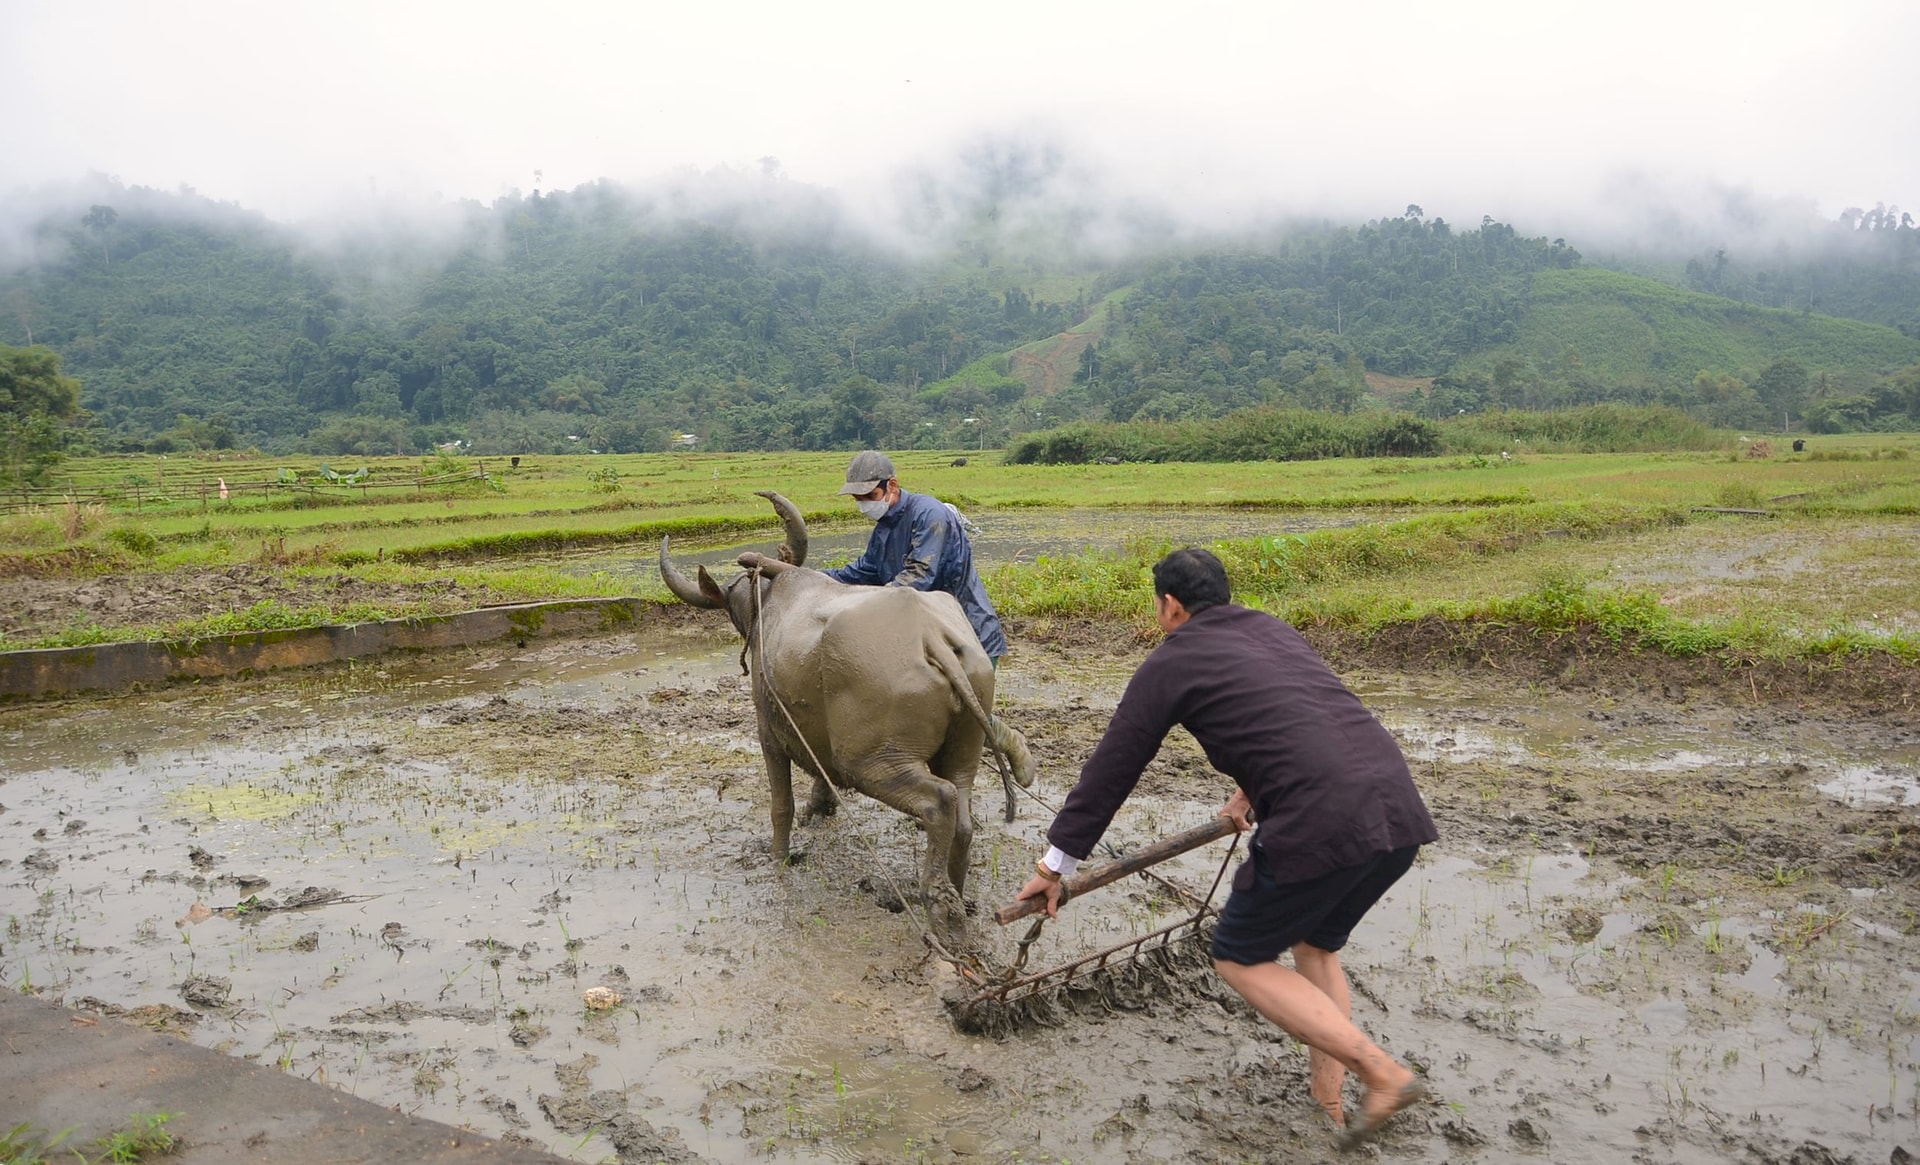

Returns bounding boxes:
[179,975,231,1008]
[74,996,201,1035]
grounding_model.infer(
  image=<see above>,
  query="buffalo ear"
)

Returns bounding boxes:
[696,565,727,607]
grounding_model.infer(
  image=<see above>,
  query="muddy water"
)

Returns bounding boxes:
[3,624,1917,1164]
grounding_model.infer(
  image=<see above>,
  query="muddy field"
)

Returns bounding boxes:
[2,613,1918,1164]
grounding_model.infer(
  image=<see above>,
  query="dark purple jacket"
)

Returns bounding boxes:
[1048,603,1437,883]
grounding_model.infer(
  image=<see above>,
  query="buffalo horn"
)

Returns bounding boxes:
[756,490,808,566]
[658,536,722,609]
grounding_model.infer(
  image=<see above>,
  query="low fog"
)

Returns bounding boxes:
[2,0,1914,263]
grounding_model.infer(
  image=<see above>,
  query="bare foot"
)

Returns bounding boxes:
[1337,1075,1425,1151]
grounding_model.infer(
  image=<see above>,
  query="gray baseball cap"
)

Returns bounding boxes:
[837,450,896,495]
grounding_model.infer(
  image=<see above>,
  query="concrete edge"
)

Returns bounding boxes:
[0,987,572,1164]
[0,597,659,701]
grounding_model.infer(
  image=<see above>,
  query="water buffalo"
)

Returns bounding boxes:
[658,491,1000,941]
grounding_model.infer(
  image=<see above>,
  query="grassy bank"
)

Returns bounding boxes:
[990,504,1920,666]
[4,440,1918,665]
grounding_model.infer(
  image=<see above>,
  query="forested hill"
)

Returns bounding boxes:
[2,180,1917,458]
[0,181,1091,454]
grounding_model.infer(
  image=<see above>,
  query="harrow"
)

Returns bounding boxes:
[944,817,1241,1034]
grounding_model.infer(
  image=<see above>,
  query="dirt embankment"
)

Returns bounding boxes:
[0,565,527,645]
[1015,612,1920,714]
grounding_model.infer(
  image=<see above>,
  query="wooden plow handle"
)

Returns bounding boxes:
[994,816,1240,925]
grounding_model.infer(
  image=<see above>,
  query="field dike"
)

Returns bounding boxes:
[0,598,653,700]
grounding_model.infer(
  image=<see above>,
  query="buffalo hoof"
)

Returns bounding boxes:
[927,888,970,951]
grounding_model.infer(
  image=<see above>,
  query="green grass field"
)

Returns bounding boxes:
[4,434,1917,658]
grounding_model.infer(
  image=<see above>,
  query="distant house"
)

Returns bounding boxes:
[673,433,698,449]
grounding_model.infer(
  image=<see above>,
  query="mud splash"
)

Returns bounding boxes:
[2,624,1917,1163]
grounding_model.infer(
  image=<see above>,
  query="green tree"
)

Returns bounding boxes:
[81,204,118,264]
[542,373,607,414]
[351,370,405,418]
[0,344,84,484]
[1880,362,1920,423]
[1752,356,1811,423]
[586,415,667,453]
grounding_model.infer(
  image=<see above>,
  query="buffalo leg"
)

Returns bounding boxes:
[947,779,974,893]
[762,740,797,865]
[799,772,839,824]
[846,756,965,907]
[928,740,983,894]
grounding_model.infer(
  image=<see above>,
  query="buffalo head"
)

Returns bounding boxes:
[659,490,808,636]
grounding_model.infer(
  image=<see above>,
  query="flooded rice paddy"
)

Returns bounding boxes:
[549,507,1371,587]
[2,618,1917,1164]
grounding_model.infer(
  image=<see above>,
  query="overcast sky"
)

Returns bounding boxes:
[3,0,1913,238]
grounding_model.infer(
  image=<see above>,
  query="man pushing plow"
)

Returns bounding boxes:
[1014,548,1437,1149]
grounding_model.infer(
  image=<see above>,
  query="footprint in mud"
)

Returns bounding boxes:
[538,1053,700,1163]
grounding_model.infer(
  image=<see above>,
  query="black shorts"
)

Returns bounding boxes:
[1211,843,1421,965]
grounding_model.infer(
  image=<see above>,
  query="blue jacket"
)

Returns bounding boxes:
[823,489,1009,658]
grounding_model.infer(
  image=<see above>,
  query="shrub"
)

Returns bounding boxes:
[1003,408,1440,464]
[1437,404,1722,454]
[104,524,162,557]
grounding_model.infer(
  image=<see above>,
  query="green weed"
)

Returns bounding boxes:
[0,1112,176,1165]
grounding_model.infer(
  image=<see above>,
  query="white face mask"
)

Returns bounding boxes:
[856,498,891,521]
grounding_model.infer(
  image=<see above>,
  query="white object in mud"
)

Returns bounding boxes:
[582,987,622,1010]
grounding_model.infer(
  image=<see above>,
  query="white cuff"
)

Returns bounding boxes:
[1042,846,1081,877]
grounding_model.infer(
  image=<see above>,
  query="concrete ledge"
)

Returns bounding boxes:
[0,597,654,701]
[0,988,570,1164]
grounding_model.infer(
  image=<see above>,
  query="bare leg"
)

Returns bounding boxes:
[1293,944,1353,1126]
[1214,958,1416,1132]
